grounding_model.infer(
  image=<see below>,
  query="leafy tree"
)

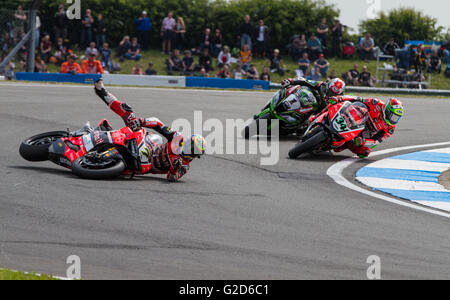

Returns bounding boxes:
[359,8,444,47]
[34,0,339,51]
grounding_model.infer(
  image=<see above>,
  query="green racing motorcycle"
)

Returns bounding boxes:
[243,86,323,139]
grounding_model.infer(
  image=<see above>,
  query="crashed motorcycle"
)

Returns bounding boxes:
[19,119,155,179]
[243,86,322,139]
[288,100,369,158]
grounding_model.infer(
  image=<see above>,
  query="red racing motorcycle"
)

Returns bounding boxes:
[288,101,369,158]
[19,119,147,179]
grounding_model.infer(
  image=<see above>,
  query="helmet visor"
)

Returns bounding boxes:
[386,109,402,125]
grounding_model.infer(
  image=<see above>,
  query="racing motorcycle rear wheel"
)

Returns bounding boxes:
[71,152,126,180]
[288,128,329,159]
[19,131,68,162]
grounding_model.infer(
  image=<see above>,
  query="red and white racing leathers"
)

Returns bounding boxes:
[94,85,191,181]
[324,96,395,158]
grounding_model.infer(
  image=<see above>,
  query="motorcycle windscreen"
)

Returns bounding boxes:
[82,131,114,152]
[331,102,369,133]
[271,90,286,109]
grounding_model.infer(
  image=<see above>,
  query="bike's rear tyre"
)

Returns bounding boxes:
[19,131,68,162]
[288,129,328,159]
[72,157,126,180]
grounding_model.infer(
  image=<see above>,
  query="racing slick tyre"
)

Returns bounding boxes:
[19,131,68,162]
[288,129,328,159]
[72,156,126,180]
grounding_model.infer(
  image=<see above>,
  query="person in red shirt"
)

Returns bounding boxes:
[82,53,104,74]
[60,54,82,74]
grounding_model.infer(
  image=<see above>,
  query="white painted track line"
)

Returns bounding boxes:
[327,142,450,219]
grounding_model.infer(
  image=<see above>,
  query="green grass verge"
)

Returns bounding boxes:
[42,48,449,90]
[0,269,59,280]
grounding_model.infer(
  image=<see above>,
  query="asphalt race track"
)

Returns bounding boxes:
[0,82,449,279]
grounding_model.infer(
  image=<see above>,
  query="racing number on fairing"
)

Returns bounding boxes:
[335,116,349,132]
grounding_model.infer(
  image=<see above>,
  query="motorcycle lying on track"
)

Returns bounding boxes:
[19,119,156,179]
[242,86,322,139]
[288,100,370,159]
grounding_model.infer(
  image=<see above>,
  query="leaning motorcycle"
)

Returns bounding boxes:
[243,86,321,139]
[288,101,369,159]
[19,119,151,179]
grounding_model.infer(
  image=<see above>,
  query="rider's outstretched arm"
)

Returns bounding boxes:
[141,118,177,141]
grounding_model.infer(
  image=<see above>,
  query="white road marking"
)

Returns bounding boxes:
[327,142,450,219]
[362,159,450,172]
[356,177,448,192]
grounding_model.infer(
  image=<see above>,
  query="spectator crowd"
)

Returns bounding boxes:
[1,4,450,86]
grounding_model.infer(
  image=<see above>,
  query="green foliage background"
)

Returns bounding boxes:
[34,0,340,49]
[360,8,444,47]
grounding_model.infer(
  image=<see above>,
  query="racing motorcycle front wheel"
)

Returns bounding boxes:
[288,128,329,159]
[71,152,126,180]
[19,131,68,162]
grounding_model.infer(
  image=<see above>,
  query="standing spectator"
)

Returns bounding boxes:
[359,33,375,61]
[239,44,252,71]
[34,56,47,73]
[239,15,253,51]
[100,42,112,72]
[217,46,231,68]
[117,36,131,62]
[296,52,310,78]
[442,40,450,67]
[383,38,400,56]
[428,50,442,74]
[174,17,186,51]
[166,49,182,75]
[313,54,330,78]
[82,53,104,74]
[345,64,360,86]
[85,42,98,58]
[211,29,223,56]
[331,19,343,57]
[80,9,94,50]
[54,4,68,41]
[260,66,271,81]
[35,15,41,49]
[198,48,213,72]
[307,33,322,61]
[233,63,245,79]
[135,11,152,50]
[246,64,258,80]
[182,50,195,75]
[13,5,26,42]
[359,65,375,87]
[254,19,269,58]
[60,54,82,74]
[93,14,107,51]
[290,34,308,61]
[132,64,143,75]
[145,62,157,75]
[316,17,329,54]
[267,49,287,76]
[161,12,175,54]
[200,28,212,53]
[39,34,52,63]
[125,38,142,61]
[216,64,231,78]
